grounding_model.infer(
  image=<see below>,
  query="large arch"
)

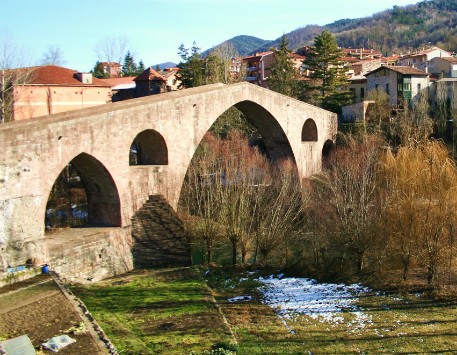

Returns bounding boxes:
[45,152,121,229]
[233,100,296,163]
[129,129,168,166]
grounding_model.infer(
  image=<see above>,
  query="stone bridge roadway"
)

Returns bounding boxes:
[0,82,337,280]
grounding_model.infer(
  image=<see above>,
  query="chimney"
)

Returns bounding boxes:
[75,72,93,84]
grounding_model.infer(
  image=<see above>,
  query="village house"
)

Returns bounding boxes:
[1,65,112,121]
[99,62,122,78]
[397,46,453,71]
[134,67,180,97]
[428,56,457,78]
[365,65,429,107]
[101,76,136,101]
[242,51,274,88]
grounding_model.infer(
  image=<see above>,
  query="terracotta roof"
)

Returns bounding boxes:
[436,57,457,64]
[7,65,111,86]
[342,48,382,56]
[100,76,136,88]
[242,51,274,61]
[366,65,429,77]
[382,55,400,62]
[288,53,306,60]
[399,47,451,59]
[101,76,136,90]
[134,67,167,82]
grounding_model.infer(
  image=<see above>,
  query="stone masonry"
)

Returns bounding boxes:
[0,82,337,279]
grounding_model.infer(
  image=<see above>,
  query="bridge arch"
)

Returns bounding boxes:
[45,152,121,230]
[226,100,296,163]
[129,129,168,166]
[301,118,318,142]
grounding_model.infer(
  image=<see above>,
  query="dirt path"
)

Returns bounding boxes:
[0,275,104,354]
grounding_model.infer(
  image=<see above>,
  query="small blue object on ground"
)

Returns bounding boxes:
[42,264,49,274]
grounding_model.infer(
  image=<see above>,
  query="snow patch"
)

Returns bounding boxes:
[257,275,372,331]
[227,295,253,303]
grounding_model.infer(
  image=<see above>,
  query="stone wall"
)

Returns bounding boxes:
[0,82,337,275]
[131,194,191,268]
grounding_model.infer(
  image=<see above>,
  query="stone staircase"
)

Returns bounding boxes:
[131,195,191,268]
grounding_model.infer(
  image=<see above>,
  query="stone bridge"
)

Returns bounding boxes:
[0,82,337,281]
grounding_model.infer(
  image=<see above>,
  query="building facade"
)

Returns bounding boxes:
[3,65,112,121]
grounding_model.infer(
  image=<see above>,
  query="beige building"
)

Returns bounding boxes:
[397,47,453,71]
[365,66,429,107]
[428,57,457,78]
[242,51,274,88]
[3,65,112,121]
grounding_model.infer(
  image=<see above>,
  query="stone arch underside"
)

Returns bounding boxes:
[47,153,122,228]
[234,100,296,163]
[130,129,168,165]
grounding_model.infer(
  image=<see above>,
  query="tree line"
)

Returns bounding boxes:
[178,105,457,290]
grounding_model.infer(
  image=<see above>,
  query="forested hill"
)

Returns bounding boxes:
[202,35,272,57]
[253,0,457,55]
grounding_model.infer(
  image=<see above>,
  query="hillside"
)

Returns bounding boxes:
[202,35,272,57]
[253,0,457,55]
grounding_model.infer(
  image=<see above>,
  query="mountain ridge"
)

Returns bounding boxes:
[200,0,457,59]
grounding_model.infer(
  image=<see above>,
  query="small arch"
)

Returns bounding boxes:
[45,153,121,230]
[322,139,334,170]
[130,129,168,165]
[301,118,318,142]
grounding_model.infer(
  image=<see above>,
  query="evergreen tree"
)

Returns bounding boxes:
[137,60,145,73]
[176,42,205,88]
[122,51,139,76]
[268,35,297,97]
[300,30,351,113]
[91,61,109,79]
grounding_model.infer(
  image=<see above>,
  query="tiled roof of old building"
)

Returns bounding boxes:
[134,67,167,82]
[438,57,457,64]
[10,65,112,86]
[366,65,429,76]
[100,76,136,89]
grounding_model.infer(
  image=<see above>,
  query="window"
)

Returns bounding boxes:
[386,84,390,95]
[404,83,411,91]
[417,83,421,93]
[360,87,365,98]
[375,84,379,90]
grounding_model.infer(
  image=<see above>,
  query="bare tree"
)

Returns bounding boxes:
[0,31,34,123]
[381,141,457,284]
[94,36,130,64]
[40,45,66,66]
[179,134,225,264]
[253,160,305,266]
[208,42,239,84]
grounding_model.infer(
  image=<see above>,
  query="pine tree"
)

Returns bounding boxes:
[300,30,351,113]
[176,42,205,88]
[137,60,145,74]
[122,51,138,76]
[268,35,297,97]
[91,61,109,79]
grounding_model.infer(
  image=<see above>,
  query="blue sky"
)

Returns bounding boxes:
[2,0,418,72]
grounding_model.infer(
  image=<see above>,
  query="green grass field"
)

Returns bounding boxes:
[73,266,457,354]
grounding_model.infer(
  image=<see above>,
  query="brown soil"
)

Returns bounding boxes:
[0,275,104,354]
